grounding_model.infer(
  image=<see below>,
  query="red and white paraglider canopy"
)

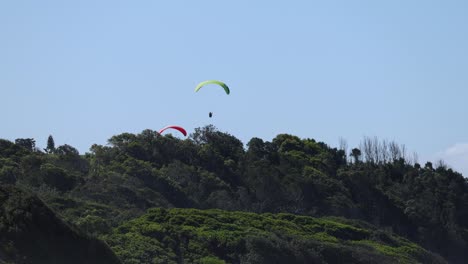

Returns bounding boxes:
[158,125,187,136]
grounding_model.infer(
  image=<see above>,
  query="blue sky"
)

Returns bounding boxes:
[1,1,467,175]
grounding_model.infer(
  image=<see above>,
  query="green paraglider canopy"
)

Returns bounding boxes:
[195,80,230,95]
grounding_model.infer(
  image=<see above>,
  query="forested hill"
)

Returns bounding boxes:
[1,126,467,263]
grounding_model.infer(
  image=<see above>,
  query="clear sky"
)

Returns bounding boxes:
[1,1,467,175]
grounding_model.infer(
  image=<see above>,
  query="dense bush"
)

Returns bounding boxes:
[104,208,444,264]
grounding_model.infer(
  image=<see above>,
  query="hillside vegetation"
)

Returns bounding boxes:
[1,126,467,263]
[0,185,121,264]
[105,208,445,264]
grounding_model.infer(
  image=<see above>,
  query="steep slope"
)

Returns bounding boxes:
[0,184,121,264]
